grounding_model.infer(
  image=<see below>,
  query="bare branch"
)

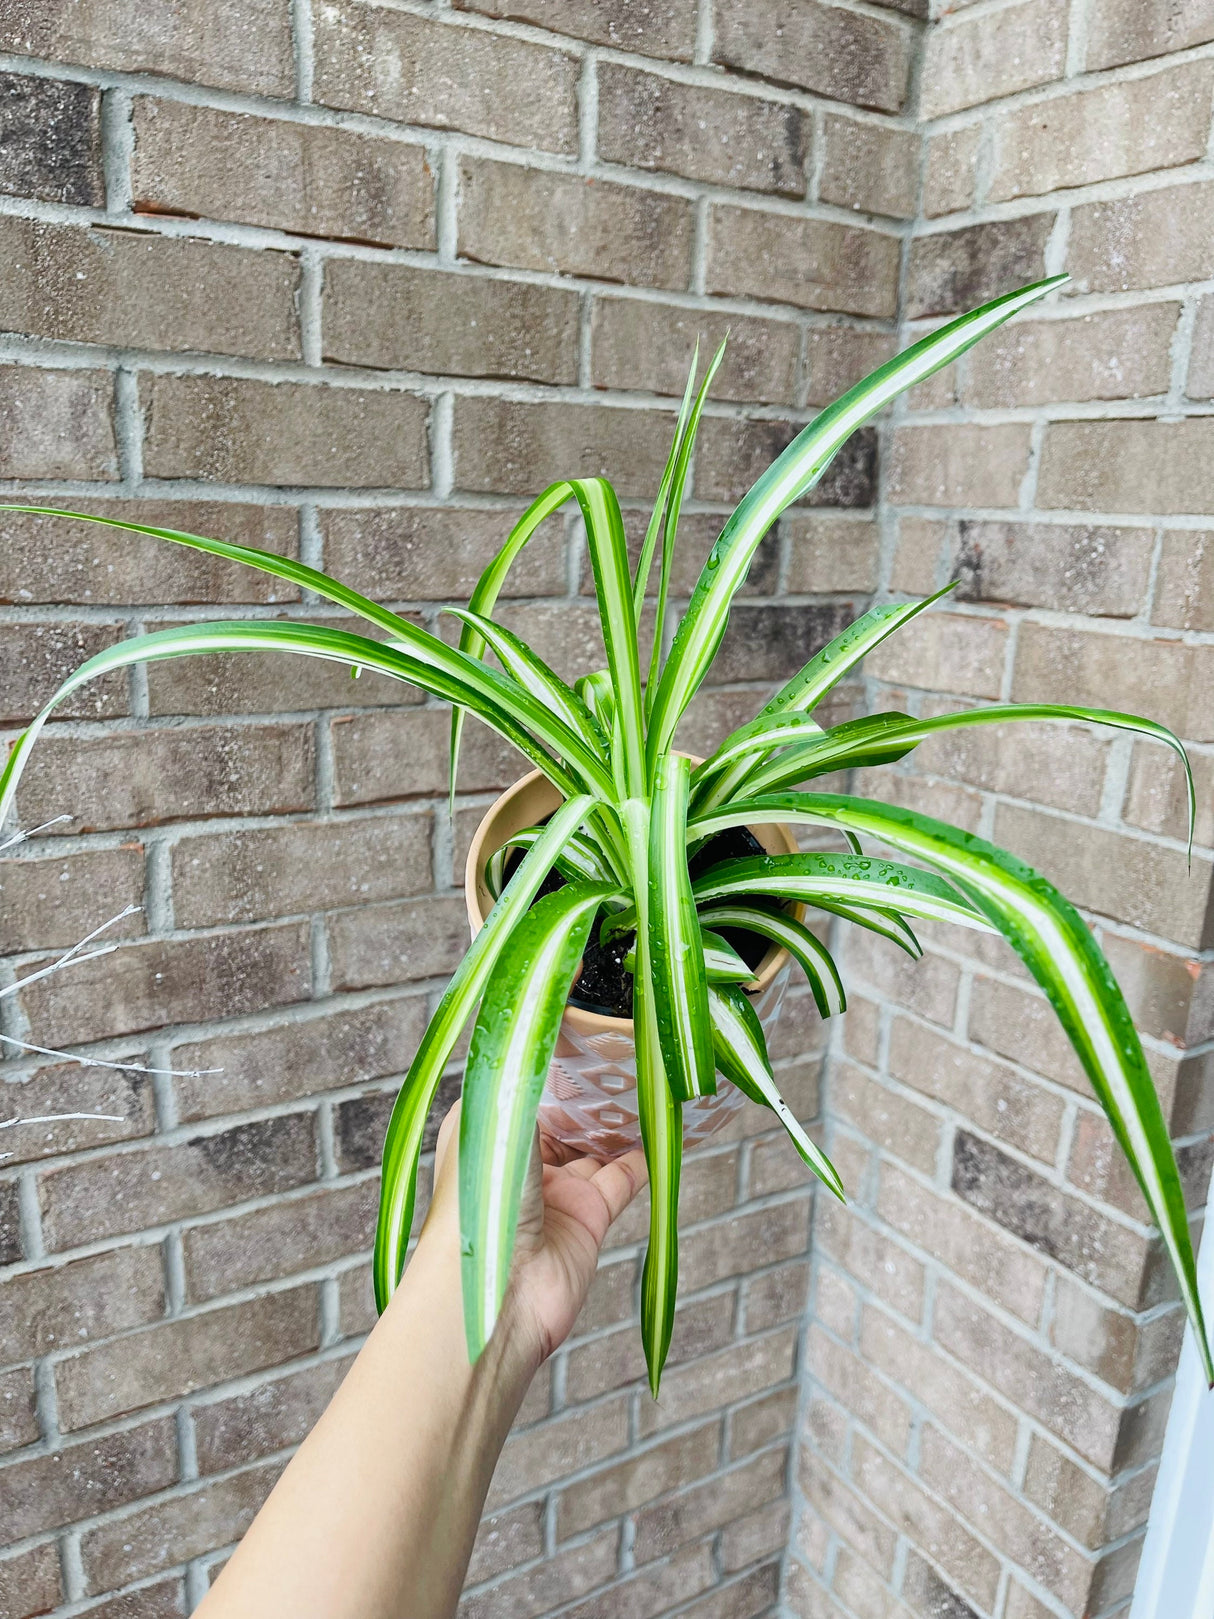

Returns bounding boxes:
[0,815,74,852]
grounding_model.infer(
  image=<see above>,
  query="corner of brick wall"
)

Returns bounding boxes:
[784,2,1214,1617]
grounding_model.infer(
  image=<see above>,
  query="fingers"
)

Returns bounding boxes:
[590,1149,649,1229]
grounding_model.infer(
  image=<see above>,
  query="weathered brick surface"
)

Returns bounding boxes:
[3,3,1212,1615]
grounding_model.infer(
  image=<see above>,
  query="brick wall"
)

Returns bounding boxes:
[787,4,1214,1618]
[0,3,1209,1618]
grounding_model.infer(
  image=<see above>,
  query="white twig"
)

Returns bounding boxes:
[0,814,73,852]
[0,1032,222,1079]
[1,1112,126,1129]
[0,905,140,1002]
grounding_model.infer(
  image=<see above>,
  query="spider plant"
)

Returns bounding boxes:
[1,274,1209,1394]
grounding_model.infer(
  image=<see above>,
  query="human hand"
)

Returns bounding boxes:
[425,1105,647,1368]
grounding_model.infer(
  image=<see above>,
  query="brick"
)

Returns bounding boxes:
[0,364,116,480]
[315,3,576,153]
[819,114,917,220]
[574,1255,637,1336]
[861,1303,1018,1474]
[1024,1431,1154,1549]
[719,1498,791,1572]
[633,1447,785,1564]
[969,304,1178,409]
[0,843,145,954]
[0,1418,176,1541]
[173,998,425,1122]
[0,618,130,728]
[680,1199,810,1294]
[953,1130,1149,1305]
[565,1291,734,1403]
[834,1061,940,1175]
[1154,528,1214,630]
[704,426,877,518]
[730,1385,798,1460]
[1190,295,1214,398]
[39,1113,318,1250]
[140,374,430,489]
[454,0,695,58]
[889,423,1032,509]
[995,799,1213,949]
[901,1553,985,1619]
[1070,181,1214,292]
[967,972,1086,1095]
[0,1183,19,1267]
[1049,1275,1185,1395]
[452,397,674,498]
[919,1427,1089,1610]
[0,0,292,96]
[333,1075,461,1175]
[707,205,900,317]
[0,217,298,361]
[460,1529,617,1619]
[853,1434,1001,1611]
[329,894,471,991]
[329,709,510,808]
[597,64,808,196]
[906,215,1052,318]
[0,71,100,205]
[1108,934,1213,1053]
[921,0,1067,118]
[832,1549,902,1619]
[1005,1580,1056,1619]
[798,1449,897,1577]
[183,1180,377,1301]
[19,921,313,1048]
[0,1366,37,1453]
[589,299,800,404]
[131,98,433,249]
[1015,621,1214,744]
[0,502,300,606]
[487,1394,629,1510]
[890,517,946,594]
[805,328,897,407]
[326,262,578,386]
[809,1324,912,1452]
[636,1326,798,1438]
[954,517,1155,618]
[322,505,565,602]
[172,811,432,928]
[608,1146,739,1249]
[924,712,1110,820]
[56,1285,320,1430]
[76,1580,185,1619]
[0,1244,164,1368]
[933,1282,1123,1467]
[1086,0,1214,68]
[709,602,854,685]
[0,1542,61,1617]
[782,515,880,594]
[868,606,1009,700]
[1126,745,1214,862]
[889,1018,1063,1163]
[812,1198,925,1321]
[193,1354,352,1474]
[990,62,1214,203]
[1040,416,1214,513]
[338,1263,376,1337]
[558,1421,719,1538]
[879,1160,1048,1324]
[713,2,912,112]
[924,123,981,217]
[459,157,691,289]
[743,1260,809,1333]
[465,1500,543,1586]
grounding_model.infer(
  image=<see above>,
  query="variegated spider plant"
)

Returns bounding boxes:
[2,274,1209,1393]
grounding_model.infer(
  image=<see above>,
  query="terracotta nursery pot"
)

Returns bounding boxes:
[465,768,801,1161]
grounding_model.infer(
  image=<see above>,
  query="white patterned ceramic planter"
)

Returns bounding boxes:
[465,769,802,1162]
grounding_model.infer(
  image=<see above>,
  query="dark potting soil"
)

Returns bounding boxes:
[503,823,782,1020]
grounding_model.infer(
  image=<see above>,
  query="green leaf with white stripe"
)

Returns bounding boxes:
[373,796,599,1311]
[649,753,716,1101]
[459,880,617,1359]
[633,349,701,613]
[691,852,996,935]
[708,985,844,1200]
[808,900,922,959]
[697,903,846,1017]
[699,791,1214,1387]
[625,928,751,985]
[646,277,1066,764]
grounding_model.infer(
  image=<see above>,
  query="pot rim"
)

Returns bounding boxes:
[464,767,802,1039]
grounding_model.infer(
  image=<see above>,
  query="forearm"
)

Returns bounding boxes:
[197,1216,539,1619]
